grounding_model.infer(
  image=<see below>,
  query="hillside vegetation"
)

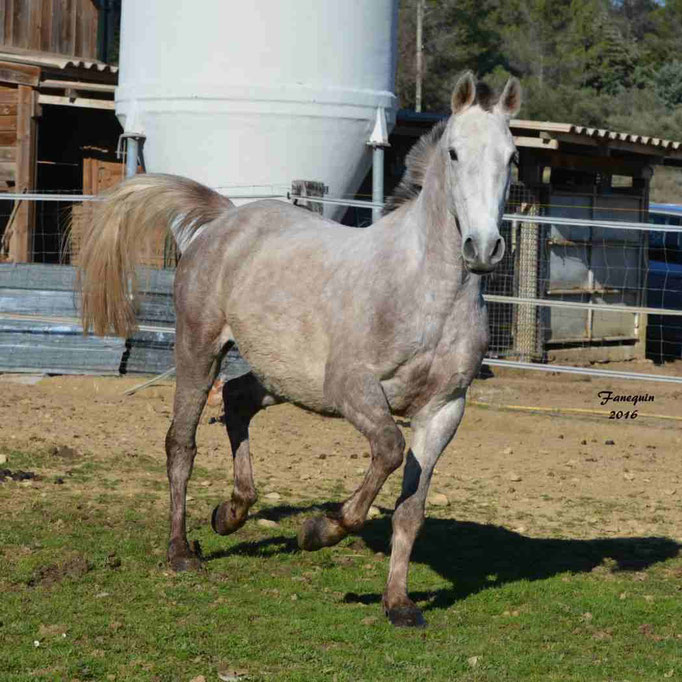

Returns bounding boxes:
[397,0,682,202]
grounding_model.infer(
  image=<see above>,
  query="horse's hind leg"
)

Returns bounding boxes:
[298,369,405,550]
[166,339,222,572]
[211,372,278,535]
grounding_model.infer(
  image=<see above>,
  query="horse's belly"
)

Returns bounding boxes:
[230,324,331,412]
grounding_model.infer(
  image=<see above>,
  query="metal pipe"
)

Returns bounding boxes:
[545,334,639,344]
[547,237,640,247]
[125,136,139,178]
[502,213,682,233]
[483,294,682,317]
[372,146,384,223]
[415,0,424,112]
[545,287,631,295]
[484,358,682,385]
[6,191,682,234]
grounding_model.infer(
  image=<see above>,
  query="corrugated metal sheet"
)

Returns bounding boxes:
[0,264,124,373]
[0,264,253,379]
[0,264,168,375]
[126,268,175,374]
[0,318,123,374]
[512,119,682,157]
[0,49,118,74]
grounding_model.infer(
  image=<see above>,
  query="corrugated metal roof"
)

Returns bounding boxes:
[0,48,117,75]
[511,119,682,156]
[396,110,682,162]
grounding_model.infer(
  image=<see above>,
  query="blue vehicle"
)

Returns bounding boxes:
[647,203,682,362]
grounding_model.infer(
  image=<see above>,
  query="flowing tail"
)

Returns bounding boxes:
[77,173,233,338]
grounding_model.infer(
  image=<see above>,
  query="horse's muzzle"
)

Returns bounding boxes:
[462,235,505,274]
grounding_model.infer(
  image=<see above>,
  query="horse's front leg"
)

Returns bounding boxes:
[298,369,405,550]
[383,391,467,627]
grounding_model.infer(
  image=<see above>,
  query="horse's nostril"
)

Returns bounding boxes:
[490,236,505,263]
[462,236,477,262]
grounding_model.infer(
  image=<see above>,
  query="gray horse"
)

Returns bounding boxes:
[78,72,521,627]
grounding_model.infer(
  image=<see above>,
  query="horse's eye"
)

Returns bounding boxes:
[449,149,458,162]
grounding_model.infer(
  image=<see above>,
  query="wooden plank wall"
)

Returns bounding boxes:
[0,0,99,59]
[10,83,36,261]
[0,83,17,187]
[82,157,124,195]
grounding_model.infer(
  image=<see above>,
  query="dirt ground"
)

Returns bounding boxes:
[1,361,681,543]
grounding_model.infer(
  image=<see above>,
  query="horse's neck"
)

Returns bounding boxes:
[408,151,481,304]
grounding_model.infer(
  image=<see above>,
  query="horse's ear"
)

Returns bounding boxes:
[496,77,522,117]
[451,71,477,114]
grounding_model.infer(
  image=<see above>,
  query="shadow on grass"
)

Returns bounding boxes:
[204,502,680,612]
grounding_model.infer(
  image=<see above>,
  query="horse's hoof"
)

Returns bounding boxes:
[385,604,426,628]
[168,540,202,572]
[297,516,347,551]
[211,503,246,536]
[168,550,202,572]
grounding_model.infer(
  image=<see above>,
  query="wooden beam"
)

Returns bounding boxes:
[39,78,116,93]
[545,132,600,148]
[511,119,574,134]
[8,85,37,263]
[513,136,559,151]
[0,62,40,87]
[38,93,115,110]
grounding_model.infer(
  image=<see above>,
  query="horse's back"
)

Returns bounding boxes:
[176,200,361,410]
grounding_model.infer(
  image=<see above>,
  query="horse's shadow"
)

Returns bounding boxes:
[203,502,680,612]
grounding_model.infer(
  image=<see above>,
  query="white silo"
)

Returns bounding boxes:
[115,0,398,218]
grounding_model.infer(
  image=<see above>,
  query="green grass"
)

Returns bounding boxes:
[2,446,682,681]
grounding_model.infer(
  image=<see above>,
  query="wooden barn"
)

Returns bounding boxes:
[0,0,121,264]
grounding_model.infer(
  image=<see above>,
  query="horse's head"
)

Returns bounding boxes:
[445,72,521,274]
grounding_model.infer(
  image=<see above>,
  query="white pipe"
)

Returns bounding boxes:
[372,146,384,223]
[483,294,682,318]
[125,137,138,178]
[484,358,682,385]
[5,192,682,235]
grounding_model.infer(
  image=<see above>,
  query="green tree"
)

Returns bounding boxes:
[655,61,682,109]
[393,0,682,145]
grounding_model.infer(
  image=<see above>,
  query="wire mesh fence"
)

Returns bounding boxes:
[1,187,681,380]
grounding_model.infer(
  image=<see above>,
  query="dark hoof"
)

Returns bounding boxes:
[169,554,202,572]
[168,540,202,572]
[297,516,347,551]
[385,604,426,628]
[168,549,202,572]
[211,503,247,536]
